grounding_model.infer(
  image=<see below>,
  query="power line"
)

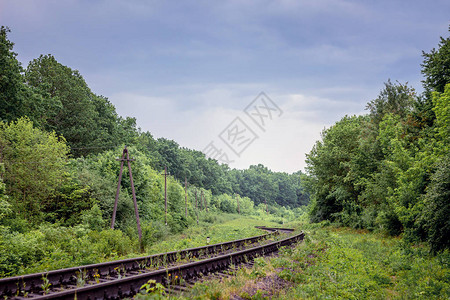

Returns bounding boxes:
[70,145,121,150]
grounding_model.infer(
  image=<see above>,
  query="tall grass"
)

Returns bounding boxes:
[145,214,281,254]
[167,223,449,299]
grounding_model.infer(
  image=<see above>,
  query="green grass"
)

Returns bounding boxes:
[0,213,280,277]
[154,222,449,299]
[145,214,282,254]
[277,224,449,299]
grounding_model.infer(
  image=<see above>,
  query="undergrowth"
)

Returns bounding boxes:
[150,223,449,299]
[0,214,280,277]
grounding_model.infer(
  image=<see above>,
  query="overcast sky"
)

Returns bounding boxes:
[1,0,449,173]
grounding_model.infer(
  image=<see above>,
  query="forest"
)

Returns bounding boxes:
[305,31,450,253]
[0,26,307,277]
[0,22,449,284]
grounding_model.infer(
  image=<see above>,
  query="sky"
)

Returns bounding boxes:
[1,0,449,173]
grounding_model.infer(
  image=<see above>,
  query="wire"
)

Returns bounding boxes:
[70,145,121,150]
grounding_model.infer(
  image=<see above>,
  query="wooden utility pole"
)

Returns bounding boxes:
[202,190,208,212]
[236,193,240,214]
[194,189,199,224]
[161,166,169,225]
[111,147,142,250]
[184,177,188,218]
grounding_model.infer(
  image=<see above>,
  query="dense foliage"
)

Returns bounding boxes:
[185,224,449,299]
[0,26,308,276]
[306,30,450,252]
[0,22,448,281]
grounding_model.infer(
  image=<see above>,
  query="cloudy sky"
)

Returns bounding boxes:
[1,0,449,173]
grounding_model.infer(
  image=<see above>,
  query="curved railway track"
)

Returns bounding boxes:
[0,226,304,299]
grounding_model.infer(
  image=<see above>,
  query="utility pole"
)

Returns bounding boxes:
[111,147,143,251]
[194,189,199,224]
[161,166,169,225]
[236,193,240,214]
[203,190,208,212]
[184,177,188,218]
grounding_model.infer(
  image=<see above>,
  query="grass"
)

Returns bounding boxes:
[0,213,281,277]
[144,214,282,255]
[276,224,450,299]
[145,222,450,299]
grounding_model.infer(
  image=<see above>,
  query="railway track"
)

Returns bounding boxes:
[0,227,304,299]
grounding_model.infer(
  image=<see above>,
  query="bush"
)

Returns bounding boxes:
[166,214,188,234]
[151,220,170,241]
[81,204,106,231]
[89,229,134,257]
[141,221,157,247]
[420,154,450,253]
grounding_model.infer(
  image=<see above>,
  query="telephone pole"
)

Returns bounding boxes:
[202,190,208,212]
[184,177,188,218]
[236,193,240,214]
[111,147,142,250]
[161,166,169,225]
[194,189,199,224]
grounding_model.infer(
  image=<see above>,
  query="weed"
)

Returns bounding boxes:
[75,269,87,287]
[41,274,51,294]
[93,269,100,284]
[140,279,166,295]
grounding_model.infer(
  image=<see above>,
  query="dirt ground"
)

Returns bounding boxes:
[230,270,292,299]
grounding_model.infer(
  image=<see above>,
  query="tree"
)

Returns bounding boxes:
[306,115,366,223]
[0,26,23,122]
[24,55,137,156]
[0,26,43,124]
[273,172,297,207]
[366,80,416,126]
[0,163,11,223]
[421,30,450,93]
[25,55,98,155]
[432,83,450,149]
[420,153,450,253]
[0,118,69,221]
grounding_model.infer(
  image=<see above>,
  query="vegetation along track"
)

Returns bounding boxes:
[0,227,304,299]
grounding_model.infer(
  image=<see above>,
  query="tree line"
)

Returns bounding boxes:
[305,30,449,253]
[0,26,308,230]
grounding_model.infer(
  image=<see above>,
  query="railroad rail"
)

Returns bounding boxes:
[255,226,295,233]
[0,227,303,299]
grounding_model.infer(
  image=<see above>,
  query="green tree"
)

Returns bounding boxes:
[25,55,98,155]
[420,153,450,253]
[69,155,135,230]
[0,26,23,122]
[421,30,450,93]
[366,80,416,126]
[273,172,297,207]
[432,83,450,150]
[306,115,366,223]
[0,117,69,221]
[0,163,11,222]
[44,172,93,226]
[217,194,237,213]
[0,26,44,124]
[24,55,138,156]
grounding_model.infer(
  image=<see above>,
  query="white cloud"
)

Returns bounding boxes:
[4,0,449,173]
[110,90,352,173]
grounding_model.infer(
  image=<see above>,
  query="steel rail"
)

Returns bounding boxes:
[255,226,295,232]
[0,229,280,298]
[30,231,304,299]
